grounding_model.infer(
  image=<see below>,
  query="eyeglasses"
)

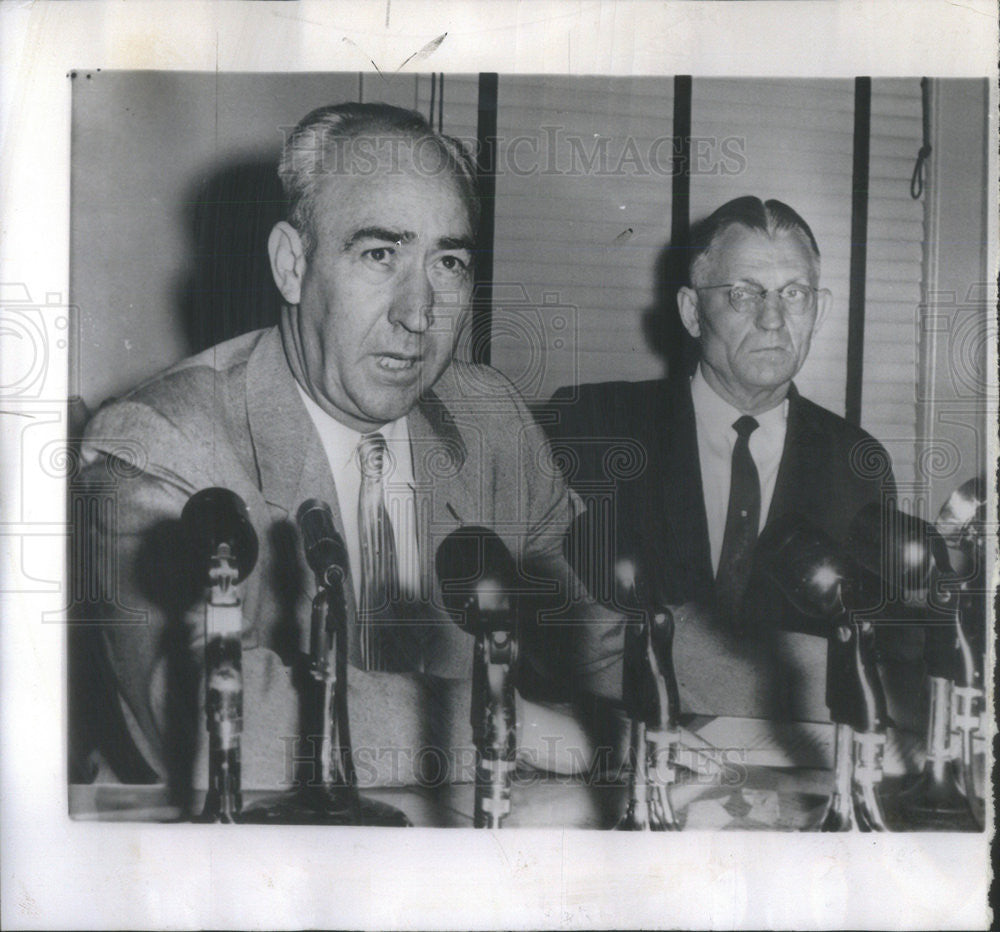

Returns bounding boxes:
[698,282,820,316]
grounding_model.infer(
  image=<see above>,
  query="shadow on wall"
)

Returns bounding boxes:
[174,156,287,355]
[641,236,699,381]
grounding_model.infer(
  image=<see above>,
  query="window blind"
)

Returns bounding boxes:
[863,79,925,490]
[486,75,677,404]
[428,75,924,485]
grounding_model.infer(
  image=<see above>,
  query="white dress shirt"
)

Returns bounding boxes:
[690,366,788,574]
[296,385,420,601]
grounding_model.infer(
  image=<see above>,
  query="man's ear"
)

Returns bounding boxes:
[677,286,701,339]
[813,287,832,335]
[268,221,306,304]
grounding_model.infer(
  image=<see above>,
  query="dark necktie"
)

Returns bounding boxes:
[357,432,400,671]
[715,415,760,623]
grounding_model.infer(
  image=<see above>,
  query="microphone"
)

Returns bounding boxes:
[893,479,988,830]
[239,497,411,827]
[180,486,258,824]
[296,499,349,589]
[845,501,947,603]
[435,525,518,632]
[756,511,890,831]
[611,554,682,831]
[755,514,854,621]
[435,525,518,828]
[181,486,259,585]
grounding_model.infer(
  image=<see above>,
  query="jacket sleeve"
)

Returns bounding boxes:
[77,398,216,781]
[492,378,625,704]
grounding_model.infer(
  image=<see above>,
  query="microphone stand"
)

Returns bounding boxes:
[181,487,258,824]
[472,612,518,828]
[195,541,245,823]
[820,610,890,832]
[435,525,521,829]
[242,573,410,824]
[949,586,985,829]
[937,476,987,828]
[242,502,409,826]
[887,481,985,830]
[755,513,891,832]
[616,566,682,831]
[896,614,979,829]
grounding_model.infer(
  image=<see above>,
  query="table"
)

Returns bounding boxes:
[68,716,982,830]
[68,766,847,829]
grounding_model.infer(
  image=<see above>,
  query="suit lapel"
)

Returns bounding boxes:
[766,385,818,527]
[408,387,469,582]
[244,329,359,630]
[408,385,476,678]
[654,378,714,598]
[245,330,342,521]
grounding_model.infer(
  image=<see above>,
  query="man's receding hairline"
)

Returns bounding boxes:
[279,103,480,260]
[305,150,476,249]
[691,221,820,286]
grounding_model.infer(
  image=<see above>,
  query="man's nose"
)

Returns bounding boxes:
[755,290,785,329]
[388,265,434,332]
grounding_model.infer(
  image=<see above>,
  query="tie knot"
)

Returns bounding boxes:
[733,415,759,440]
[358,432,390,479]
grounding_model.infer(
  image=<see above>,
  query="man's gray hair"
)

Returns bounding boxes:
[278,102,480,258]
[687,196,821,287]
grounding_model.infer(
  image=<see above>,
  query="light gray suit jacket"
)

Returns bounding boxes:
[81,328,621,789]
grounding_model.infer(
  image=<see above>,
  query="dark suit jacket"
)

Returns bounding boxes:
[79,327,618,789]
[540,376,904,724]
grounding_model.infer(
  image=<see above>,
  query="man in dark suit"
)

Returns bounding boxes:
[78,103,618,792]
[546,196,906,726]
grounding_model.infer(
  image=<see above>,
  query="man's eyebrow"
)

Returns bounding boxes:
[436,235,475,252]
[342,227,415,251]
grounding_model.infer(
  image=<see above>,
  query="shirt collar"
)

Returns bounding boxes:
[295,384,409,471]
[690,365,788,445]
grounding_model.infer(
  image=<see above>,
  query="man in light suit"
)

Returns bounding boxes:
[546,196,915,728]
[79,103,619,793]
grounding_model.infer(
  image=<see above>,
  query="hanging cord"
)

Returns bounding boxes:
[910,77,932,199]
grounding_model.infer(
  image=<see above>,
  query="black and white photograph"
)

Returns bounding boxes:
[1,2,996,930]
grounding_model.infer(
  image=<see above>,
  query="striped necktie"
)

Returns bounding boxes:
[357,432,400,671]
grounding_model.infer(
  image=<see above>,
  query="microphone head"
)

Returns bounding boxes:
[846,502,947,599]
[435,525,517,632]
[756,513,849,620]
[936,475,987,577]
[181,487,259,583]
[296,499,348,583]
[613,554,669,609]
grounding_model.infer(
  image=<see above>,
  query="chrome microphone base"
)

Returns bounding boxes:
[813,725,890,832]
[896,766,979,831]
[815,787,889,832]
[240,786,411,826]
[616,721,681,831]
[616,799,679,831]
[817,792,854,832]
[192,796,242,824]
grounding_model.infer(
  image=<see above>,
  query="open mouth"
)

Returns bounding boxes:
[374,353,422,372]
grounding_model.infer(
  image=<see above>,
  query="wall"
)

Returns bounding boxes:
[71,71,359,408]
